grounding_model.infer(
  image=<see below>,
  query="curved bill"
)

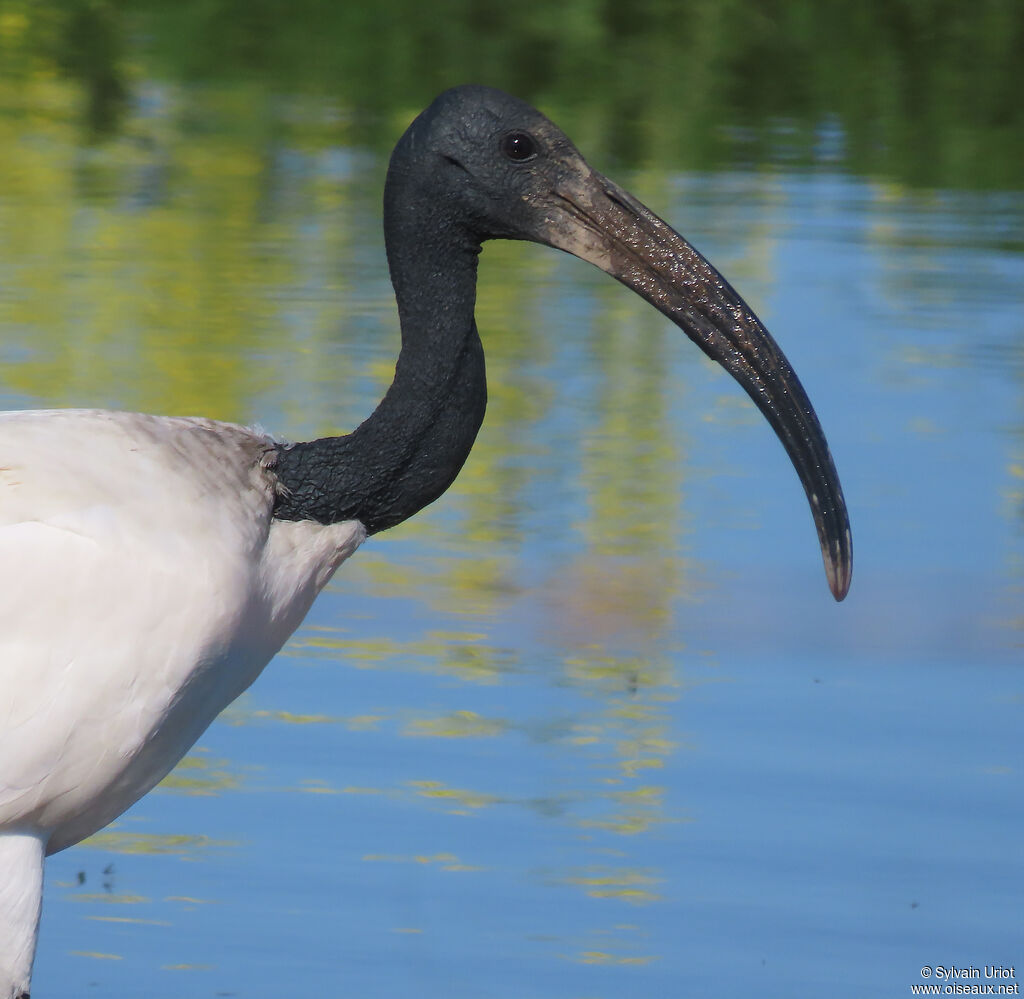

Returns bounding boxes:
[540,167,852,600]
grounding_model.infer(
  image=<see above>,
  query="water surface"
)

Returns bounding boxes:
[1,37,1021,999]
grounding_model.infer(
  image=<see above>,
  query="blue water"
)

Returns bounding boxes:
[12,138,1023,996]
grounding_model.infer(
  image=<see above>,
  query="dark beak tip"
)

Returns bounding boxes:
[830,571,851,603]
[825,536,853,602]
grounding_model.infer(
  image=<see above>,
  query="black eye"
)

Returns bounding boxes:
[501,131,537,162]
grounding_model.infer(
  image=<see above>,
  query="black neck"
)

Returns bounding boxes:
[272,201,487,534]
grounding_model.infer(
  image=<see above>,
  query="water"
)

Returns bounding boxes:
[2,76,1021,999]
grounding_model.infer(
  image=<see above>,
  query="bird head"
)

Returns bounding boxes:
[385,85,852,600]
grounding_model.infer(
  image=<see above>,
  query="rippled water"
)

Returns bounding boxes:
[3,80,1022,999]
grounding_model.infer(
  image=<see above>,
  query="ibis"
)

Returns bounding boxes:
[0,85,851,997]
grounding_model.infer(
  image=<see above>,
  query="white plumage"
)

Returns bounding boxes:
[0,410,364,997]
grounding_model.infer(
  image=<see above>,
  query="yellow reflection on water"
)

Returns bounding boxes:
[79,831,235,856]
[407,780,501,813]
[287,621,518,684]
[0,76,365,421]
[294,780,386,796]
[559,867,662,905]
[404,710,509,739]
[157,751,241,795]
[362,852,482,873]
[87,915,171,926]
[573,950,658,966]
[224,706,385,730]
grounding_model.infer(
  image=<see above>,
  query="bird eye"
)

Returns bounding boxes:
[501,131,537,162]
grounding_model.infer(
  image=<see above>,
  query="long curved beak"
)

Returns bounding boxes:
[540,168,852,601]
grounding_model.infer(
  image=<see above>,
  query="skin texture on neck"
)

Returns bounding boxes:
[272,156,488,533]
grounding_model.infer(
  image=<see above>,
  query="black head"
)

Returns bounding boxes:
[384,85,594,245]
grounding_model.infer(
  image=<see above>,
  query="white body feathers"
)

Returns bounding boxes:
[0,410,365,996]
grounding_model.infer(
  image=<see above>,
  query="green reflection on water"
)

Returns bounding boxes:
[3,0,1019,186]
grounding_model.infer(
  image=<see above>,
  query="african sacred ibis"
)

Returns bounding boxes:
[0,85,851,998]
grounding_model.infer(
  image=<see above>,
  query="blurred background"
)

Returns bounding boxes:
[1,2,1021,997]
